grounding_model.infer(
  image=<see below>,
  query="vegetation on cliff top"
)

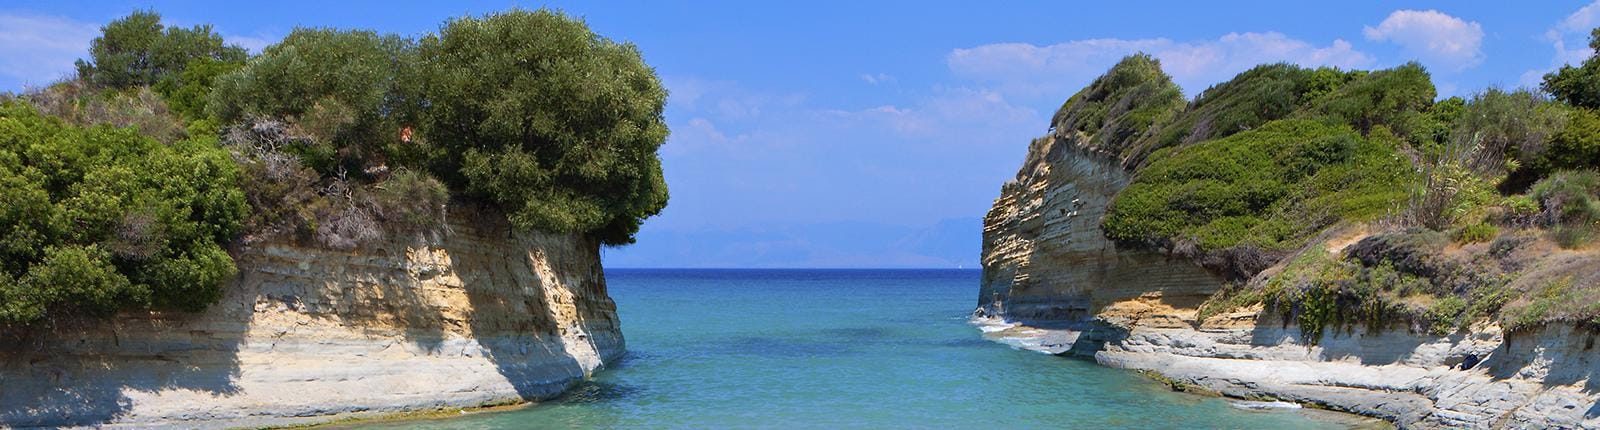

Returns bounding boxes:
[0,102,246,323]
[1061,42,1600,336]
[1102,120,1411,278]
[1049,54,1184,162]
[0,9,667,325]
[1095,61,1431,279]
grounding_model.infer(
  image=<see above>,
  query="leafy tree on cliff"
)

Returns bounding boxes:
[208,28,413,175]
[74,10,247,90]
[412,9,669,245]
[1543,28,1600,109]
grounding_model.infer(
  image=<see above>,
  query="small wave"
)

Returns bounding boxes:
[971,318,1016,333]
[968,315,1066,354]
[1230,400,1303,411]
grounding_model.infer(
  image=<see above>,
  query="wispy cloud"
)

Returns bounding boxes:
[0,12,97,90]
[860,73,895,85]
[224,33,276,54]
[1363,9,1484,71]
[819,87,1036,140]
[947,32,1372,98]
[1521,1,1600,89]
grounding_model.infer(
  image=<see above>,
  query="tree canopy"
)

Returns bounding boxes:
[413,10,669,245]
[75,10,247,90]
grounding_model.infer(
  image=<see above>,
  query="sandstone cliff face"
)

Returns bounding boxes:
[0,220,623,429]
[980,118,1600,429]
[980,130,1223,323]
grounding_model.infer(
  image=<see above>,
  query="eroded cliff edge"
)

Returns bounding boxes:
[0,218,623,429]
[979,57,1600,429]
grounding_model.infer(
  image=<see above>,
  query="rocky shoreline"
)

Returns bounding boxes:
[973,308,1600,429]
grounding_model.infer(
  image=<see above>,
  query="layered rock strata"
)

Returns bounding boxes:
[980,129,1600,429]
[0,220,623,429]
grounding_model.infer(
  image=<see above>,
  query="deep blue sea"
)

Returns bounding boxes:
[343,269,1345,429]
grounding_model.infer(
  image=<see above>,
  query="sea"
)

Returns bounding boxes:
[338,269,1353,429]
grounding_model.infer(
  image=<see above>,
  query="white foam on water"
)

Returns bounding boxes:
[1230,400,1303,411]
[968,315,1061,354]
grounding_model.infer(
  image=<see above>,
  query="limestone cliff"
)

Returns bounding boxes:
[0,219,623,429]
[979,131,1223,325]
[979,71,1600,429]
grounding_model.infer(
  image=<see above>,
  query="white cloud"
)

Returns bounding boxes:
[948,32,1372,98]
[821,87,1036,139]
[860,73,895,85]
[0,13,98,90]
[1522,1,1600,90]
[665,77,806,120]
[225,34,275,54]
[1362,9,1484,71]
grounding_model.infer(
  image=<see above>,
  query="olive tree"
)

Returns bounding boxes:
[413,9,669,245]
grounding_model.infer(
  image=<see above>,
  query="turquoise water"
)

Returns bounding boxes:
[345,269,1343,429]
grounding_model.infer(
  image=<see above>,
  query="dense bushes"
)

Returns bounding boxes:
[1063,38,1600,335]
[1094,62,1434,280]
[1049,54,1183,162]
[1297,62,1435,136]
[0,102,246,324]
[0,9,669,324]
[1102,119,1412,275]
[1530,171,1600,248]
[413,10,669,245]
[1130,64,1364,167]
[209,28,411,176]
[209,10,669,246]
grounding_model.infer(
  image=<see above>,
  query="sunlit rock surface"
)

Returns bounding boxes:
[0,218,623,429]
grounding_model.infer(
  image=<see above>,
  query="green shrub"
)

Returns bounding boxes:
[1103,119,1412,260]
[1130,64,1363,166]
[414,9,669,245]
[1453,222,1499,244]
[1526,107,1600,182]
[1530,171,1600,248]
[1424,296,1468,335]
[0,101,246,324]
[153,57,242,122]
[1500,276,1592,332]
[1298,62,1435,136]
[1051,54,1184,162]
[1446,89,1565,177]
[1553,226,1594,249]
[1407,160,1494,230]
[1498,194,1541,226]
[1404,96,1465,154]
[75,10,246,90]
[371,169,449,232]
[208,28,412,176]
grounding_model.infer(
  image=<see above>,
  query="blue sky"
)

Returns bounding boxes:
[3,1,1598,267]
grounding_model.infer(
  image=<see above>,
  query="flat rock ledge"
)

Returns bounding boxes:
[976,315,1600,429]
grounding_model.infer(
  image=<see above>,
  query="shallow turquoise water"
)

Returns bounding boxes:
[345,269,1342,429]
